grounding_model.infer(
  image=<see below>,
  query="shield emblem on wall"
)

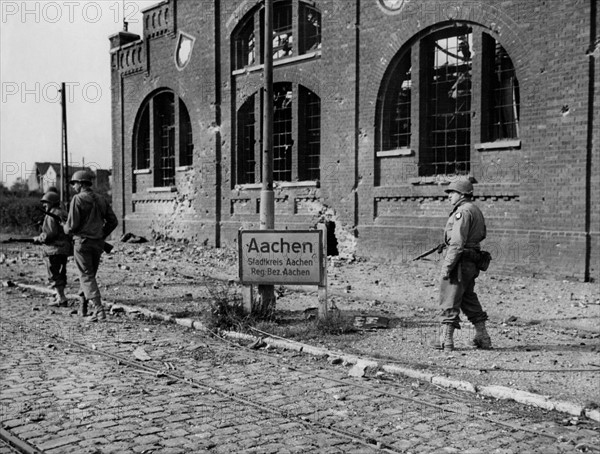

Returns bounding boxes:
[175,32,195,70]
[378,0,410,14]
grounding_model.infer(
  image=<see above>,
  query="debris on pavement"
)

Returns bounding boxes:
[133,346,152,361]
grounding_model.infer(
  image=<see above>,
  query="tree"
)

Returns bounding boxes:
[10,180,29,196]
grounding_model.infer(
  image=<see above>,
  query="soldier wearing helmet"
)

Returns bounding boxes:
[433,177,491,352]
[64,169,118,321]
[33,191,72,307]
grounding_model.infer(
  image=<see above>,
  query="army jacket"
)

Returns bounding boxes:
[442,199,486,276]
[37,207,71,256]
[64,188,118,240]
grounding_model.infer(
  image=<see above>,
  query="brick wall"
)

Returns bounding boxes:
[110,0,599,281]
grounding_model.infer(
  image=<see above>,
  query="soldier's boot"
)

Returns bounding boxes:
[431,324,455,352]
[78,295,88,317]
[49,286,68,307]
[472,321,492,349]
[88,297,106,322]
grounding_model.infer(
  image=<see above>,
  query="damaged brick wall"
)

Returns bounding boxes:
[110,0,599,281]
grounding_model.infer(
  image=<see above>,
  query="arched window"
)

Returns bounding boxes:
[233,15,256,69]
[377,50,412,152]
[235,83,321,185]
[132,90,193,189]
[134,104,150,170]
[232,0,322,71]
[376,26,520,177]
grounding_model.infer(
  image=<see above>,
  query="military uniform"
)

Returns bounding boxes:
[36,206,71,290]
[439,198,488,328]
[64,186,118,302]
[433,179,492,351]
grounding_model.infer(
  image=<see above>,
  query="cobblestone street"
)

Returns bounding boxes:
[1,287,598,453]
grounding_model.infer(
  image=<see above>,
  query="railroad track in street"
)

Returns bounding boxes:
[0,427,43,454]
[1,302,596,453]
[0,314,397,453]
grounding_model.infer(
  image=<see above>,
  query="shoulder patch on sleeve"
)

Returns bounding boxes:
[455,212,462,220]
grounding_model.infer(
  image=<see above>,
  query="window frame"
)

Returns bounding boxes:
[235,82,321,187]
[134,104,151,170]
[480,33,521,144]
[375,25,521,179]
[376,48,412,154]
[232,0,322,72]
[420,26,474,177]
[132,89,194,191]
[154,91,176,187]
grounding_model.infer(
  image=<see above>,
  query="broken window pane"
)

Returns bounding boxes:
[235,83,320,185]
[273,1,293,60]
[378,50,411,151]
[273,82,293,181]
[234,17,255,69]
[421,29,472,176]
[300,4,321,53]
[485,36,520,141]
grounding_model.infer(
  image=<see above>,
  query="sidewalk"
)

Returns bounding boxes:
[1,239,599,425]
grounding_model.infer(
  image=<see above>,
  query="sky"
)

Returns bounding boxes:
[0,0,156,187]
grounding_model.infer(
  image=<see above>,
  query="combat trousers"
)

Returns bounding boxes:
[73,237,104,300]
[439,260,488,328]
[44,254,68,288]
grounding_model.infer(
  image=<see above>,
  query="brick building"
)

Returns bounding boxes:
[110,0,599,281]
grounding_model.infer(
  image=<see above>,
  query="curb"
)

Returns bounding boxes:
[12,282,600,423]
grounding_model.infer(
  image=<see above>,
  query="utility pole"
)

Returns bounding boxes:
[61,82,70,205]
[257,0,276,317]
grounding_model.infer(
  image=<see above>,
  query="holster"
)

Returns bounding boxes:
[461,249,492,272]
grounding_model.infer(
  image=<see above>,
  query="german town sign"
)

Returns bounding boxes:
[239,230,324,285]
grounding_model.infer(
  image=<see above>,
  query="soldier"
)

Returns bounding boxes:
[64,170,118,322]
[33,191,72,307]
[434,178,492,351]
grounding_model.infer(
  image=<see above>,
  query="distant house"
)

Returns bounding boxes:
[27,162,110,194]
[27,162,57,193]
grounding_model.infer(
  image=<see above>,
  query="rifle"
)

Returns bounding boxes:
[36,207,114,254]
[413,243,446,261]
[1,238,36,244]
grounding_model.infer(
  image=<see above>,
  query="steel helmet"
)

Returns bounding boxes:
[69,170,94,184]
[41,191,60,205]
[444,179,474,195]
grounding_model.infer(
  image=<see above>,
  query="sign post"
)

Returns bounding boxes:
[317,223,328,319]
[239,228,328,318]
[257,0,276,313]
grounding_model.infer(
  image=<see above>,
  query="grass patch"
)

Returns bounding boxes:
[0,192,44,234]
[251,310,357,340]
[199,277,357,339]
[201,279,247,332]
[315,310,357,335]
